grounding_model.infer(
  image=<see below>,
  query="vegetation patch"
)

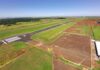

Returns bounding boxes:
[93,67,100,70]
[0,22,56,40]
[96,60,100,64]
[10,42,27,51]
[32,23,75,43]
[0,42,27,67]
[59,56,83,70]
[1,47,52,70]
[93,26,100,40]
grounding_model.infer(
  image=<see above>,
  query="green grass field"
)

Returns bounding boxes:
[78,25,90,35]
[0,19,69,40]
[1,47,52,70]
[77,25,100,41]
[0,42,27,66]
[10,42,27,51]
[0,22,58,40]
[0,21,42,31]
[32,22,75,43]
[93,26,100,40]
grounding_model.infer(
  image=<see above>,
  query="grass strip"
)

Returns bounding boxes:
[59,56,83,70]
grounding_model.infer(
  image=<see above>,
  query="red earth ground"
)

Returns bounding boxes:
[66,19,100,35]
[53,58,80,70]
[65,20,90,35]
[52,34,91,68]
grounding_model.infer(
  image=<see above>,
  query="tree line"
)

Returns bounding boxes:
[0,17,66,26]
[0,18,41,26]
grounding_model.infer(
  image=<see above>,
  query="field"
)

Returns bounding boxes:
[0,42,27,67]
[31,22,75,43]
[93,26,100,40]
[0,18,100,70]
[1,46,52,70]
[53,58,80,70]
[0,22,56,40]
[52,34,91,68]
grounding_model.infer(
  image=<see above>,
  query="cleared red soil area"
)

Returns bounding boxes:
[26,40,85,70]
[65,20,89,35]
[53,58,80,70]
[66,19,100,35]
[52,34,91,68]
[80,19,100,26]
[65,23,83,34]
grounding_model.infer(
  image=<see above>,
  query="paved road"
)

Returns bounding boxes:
[0,24,62,45]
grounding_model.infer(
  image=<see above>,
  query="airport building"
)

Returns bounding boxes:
[94,41,100,58]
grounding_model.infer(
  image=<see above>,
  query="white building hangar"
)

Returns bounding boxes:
[95,41,100,58]
[4,36,21,43]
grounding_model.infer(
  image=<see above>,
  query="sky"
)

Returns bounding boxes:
[0,0,100,18]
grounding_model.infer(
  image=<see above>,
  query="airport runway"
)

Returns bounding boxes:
[0,24,62,45]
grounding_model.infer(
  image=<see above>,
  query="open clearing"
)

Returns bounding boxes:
[93,26,100,40]
[0,41,27,67]
[53,58,80,70]
[1,46,52,70]
[32,22,75,43]
[52,34,91,68]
